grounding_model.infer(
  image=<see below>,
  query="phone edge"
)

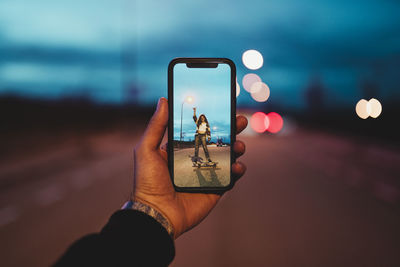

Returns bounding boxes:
[168,57,237,194]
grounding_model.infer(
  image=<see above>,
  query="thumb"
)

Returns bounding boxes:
[141,97,168,150]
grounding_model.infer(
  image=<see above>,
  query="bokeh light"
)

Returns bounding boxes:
[366,101,372,116]
[250,112,268,133]
[249,81,262,93]
[242,49,264,70]
[264,115,270,130]
[242,73,261,92]
[368,98,382,118]
[236,79,240,97]
[266,112,283,133]
[251,82,270,102]
[355,99,369,119]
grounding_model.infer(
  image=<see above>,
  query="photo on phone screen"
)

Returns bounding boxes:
[169,59,235,191]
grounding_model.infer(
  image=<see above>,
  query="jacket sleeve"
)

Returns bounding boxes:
[193,115,197,124]
[53,210,175,267]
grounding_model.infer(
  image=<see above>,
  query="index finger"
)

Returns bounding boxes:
[236,115,248,135]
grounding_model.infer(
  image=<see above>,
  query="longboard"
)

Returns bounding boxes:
[192,161,218,168]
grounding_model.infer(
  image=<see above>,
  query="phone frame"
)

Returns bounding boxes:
[168,57,237,193]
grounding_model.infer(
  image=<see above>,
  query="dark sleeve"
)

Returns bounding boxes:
[53,210,175,267]
[193,115,197,123]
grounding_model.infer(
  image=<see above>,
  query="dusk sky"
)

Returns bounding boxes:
[1,0,399,110]
[173,63,231,142]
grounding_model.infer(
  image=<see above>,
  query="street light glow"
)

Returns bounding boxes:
[186,96,193,103]
[180,95,194,142]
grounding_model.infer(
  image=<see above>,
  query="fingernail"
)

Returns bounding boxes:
[157,97,166,110]
[157,98,162,110]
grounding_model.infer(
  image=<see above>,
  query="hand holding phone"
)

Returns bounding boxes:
[132,98,247,238]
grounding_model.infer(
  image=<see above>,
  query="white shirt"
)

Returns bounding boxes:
[198,122,208,134]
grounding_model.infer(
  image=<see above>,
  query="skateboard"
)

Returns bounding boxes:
[192,161,218,168]
[189,155,218,168]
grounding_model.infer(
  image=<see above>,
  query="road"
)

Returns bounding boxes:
[1,127,400,266]
[174,146,230,187]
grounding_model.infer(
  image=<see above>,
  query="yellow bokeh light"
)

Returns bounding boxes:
[355,99,369,119]
[368,98,382,118]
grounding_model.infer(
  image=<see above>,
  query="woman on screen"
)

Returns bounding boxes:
[192,107,212,163]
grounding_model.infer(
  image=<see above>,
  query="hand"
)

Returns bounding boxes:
[208,137,211,142]
[132,97,247,239]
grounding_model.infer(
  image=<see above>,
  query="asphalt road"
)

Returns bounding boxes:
[1,127,400,266]
[174,146,230,187]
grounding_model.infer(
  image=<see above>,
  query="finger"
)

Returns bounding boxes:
[232,161,246,182]
[236,115,248,135]
[233,140,245,158]
[140,98,168,150]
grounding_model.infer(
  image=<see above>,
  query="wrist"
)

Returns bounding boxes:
[122,199,175,239]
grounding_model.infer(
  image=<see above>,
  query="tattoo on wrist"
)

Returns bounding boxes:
[121,200,175,239]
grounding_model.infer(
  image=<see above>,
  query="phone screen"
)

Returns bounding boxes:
[171,61,233,189]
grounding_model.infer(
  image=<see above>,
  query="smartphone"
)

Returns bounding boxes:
[168,58,236,193]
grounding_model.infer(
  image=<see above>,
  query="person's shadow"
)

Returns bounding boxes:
[194,167,222,187]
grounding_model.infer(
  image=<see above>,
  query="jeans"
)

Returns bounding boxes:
[194,134,210,160]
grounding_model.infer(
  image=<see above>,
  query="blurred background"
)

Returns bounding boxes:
[1,0,400,266]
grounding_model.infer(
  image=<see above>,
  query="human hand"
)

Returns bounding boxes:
[132,97,247,239]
